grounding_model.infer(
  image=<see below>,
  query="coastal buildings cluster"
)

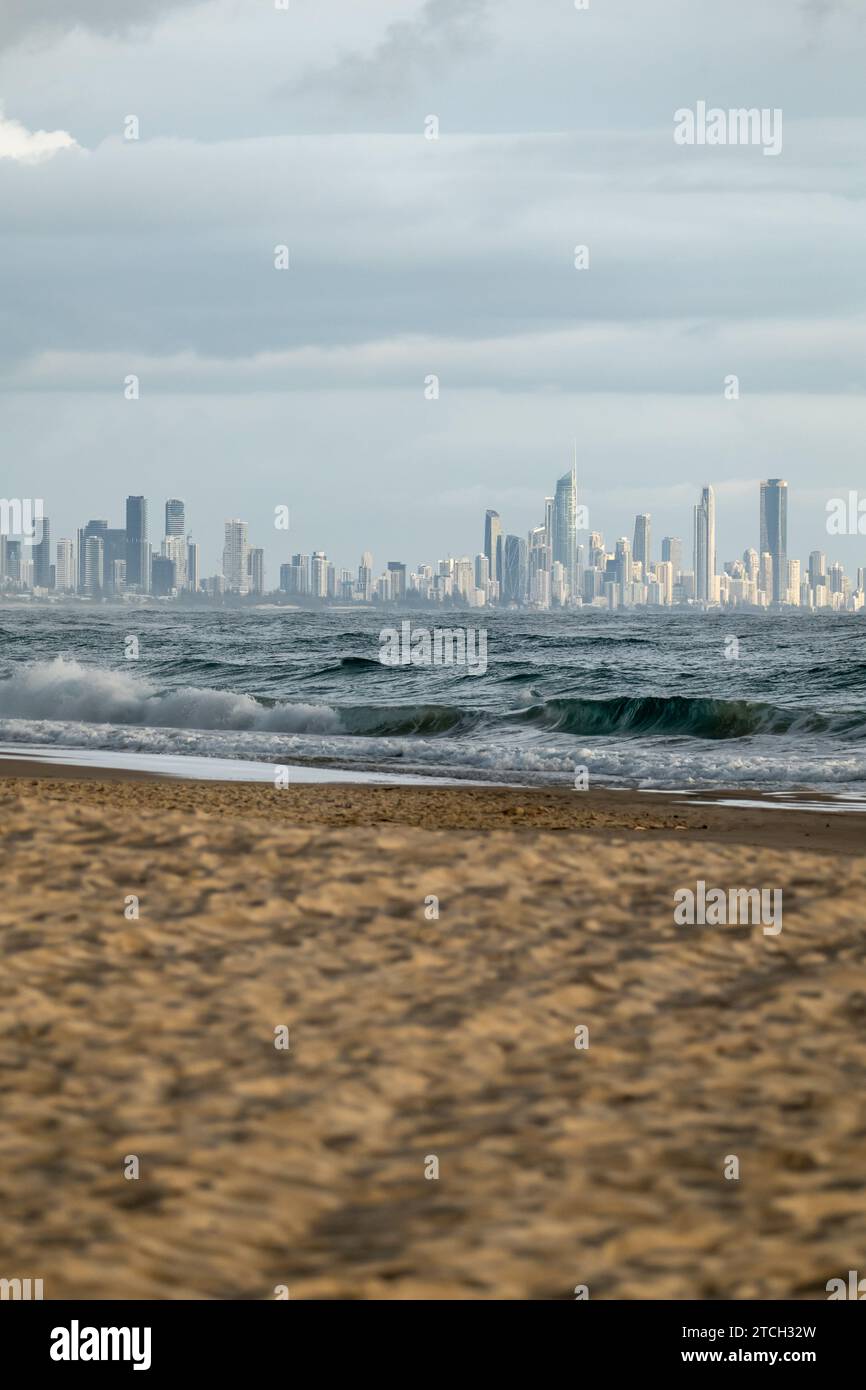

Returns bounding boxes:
[1,477,864,611]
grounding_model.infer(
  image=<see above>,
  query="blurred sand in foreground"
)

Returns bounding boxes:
[1,775,865,1299]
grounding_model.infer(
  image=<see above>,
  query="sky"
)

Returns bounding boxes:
[1,0,865,580]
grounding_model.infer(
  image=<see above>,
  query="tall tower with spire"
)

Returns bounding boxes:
[552,445,578,594]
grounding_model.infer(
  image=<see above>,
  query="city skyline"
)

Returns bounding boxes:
[1,469,863,611]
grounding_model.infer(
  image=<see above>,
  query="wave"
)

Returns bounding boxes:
[509,694,866,741]
[1,660,865,746]
[337,704,477,737]
[0,659,474,740]
[308,655,387,675]
[0,658,341,734]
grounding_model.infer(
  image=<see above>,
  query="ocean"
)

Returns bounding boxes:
[0,605,864,794]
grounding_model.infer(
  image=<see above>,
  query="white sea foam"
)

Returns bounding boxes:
[0,657,340,734]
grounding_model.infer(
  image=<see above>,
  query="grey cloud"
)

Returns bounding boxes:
[8,314,866,397]
[0,0,208,51]
[1,124,864,371]
[286,0,491,103]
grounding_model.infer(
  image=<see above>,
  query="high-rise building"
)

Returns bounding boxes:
[632,514,651,573]
[56,539,75,592]
[474,553,490,595]
[151,555,176,597]
[247,546,265,595]
[759,552,773,602]
[614,537,632,594]
[83,535,104,597]
[743,547,759,582]
[692,485,716,602]
[222,519,249,593]
[311,551,328,598]
[162,533,188,591]
[656,560,674,606]
[357,552,373,601]
[808,550,826,593]
[5,540,21,583]
[553,463,578,595]
[760,479,787,604]
[165,499,185,537]
[528,525,551,603]
[103,529,127,594]
[77,520,108,592]
[661,536,683,579]
[32,515,51,588]
[503,534,527,605]
[187,541,201,592]
[290,553,311,595]
[387,560,406,600]
[125,497,149,591]
[484,510,502,588]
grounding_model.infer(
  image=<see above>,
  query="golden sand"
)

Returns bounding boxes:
[1,773,865,1299]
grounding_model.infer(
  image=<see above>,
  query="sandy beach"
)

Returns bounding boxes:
[2,766,865,1299]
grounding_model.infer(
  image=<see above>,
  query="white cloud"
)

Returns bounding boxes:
[0,107,79,163]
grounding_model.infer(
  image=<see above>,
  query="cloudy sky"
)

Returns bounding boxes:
[1,0,865,579]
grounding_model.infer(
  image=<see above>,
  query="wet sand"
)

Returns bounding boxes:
[1,769,865,1299]
[0,757,863,853]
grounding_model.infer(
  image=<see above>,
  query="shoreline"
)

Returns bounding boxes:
[1,757,864,853]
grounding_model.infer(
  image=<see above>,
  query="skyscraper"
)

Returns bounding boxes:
[165,499,185,537]
[103,529,127,594]
[162,533,188,591]
[692,485,716,602]
[656,560,674,606]
[543,498,554,552]
[632,514,651,573]
[222,519,249,593]
[187,541,201,592]
[311,551,328,598]
[247,547,265,595]
[387,560,406,599]
[56,538,75,592]
[503,534,527,605]
[77,519,108,593]
[661,536,683,578]
[760,479,788,604]
[484,510,503,588]
[125,496,149,591]
[151,555,176,597]
[5,540,21,583]
[614,536,632,595]
[32,515,51,588]
[83,535,104,597]
[291,553,311,595]
[552,462,577,595]
[357,552,373,601]
[808,550,826,592]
